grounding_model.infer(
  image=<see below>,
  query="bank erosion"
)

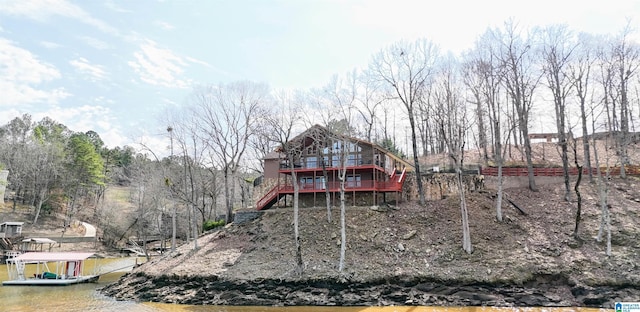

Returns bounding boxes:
[101,178,640,308]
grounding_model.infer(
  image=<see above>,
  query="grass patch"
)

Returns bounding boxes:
[106,186,132,204]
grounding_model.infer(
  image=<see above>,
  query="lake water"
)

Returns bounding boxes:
[0,257,610,312]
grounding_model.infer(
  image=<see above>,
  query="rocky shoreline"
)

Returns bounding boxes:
[100,272,636,307]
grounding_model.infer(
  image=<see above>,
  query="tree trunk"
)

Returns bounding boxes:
[224,168,232,224]
[456,164,472,254]
[496,163,504,222]
[408,112,426,205]
[339,175,346,272]
[573,164,583,238]
[579,100,593,183]
[33,188,46,225]
[290,157,303,275]
[320,154,331,223]
[520,124,538,192]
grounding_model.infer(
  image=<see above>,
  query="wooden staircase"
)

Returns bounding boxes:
[256,185,283,211]
[388,168,407,191]
[0,238,13,250]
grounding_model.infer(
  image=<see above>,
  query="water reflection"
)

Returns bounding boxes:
[0,258,610,312]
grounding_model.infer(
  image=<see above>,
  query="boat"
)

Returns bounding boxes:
[3,252,99,286]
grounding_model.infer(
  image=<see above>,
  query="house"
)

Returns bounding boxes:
[0,222,24,238]
[528,132,558,143]
[0,222,24,252]
[256,125,414,210]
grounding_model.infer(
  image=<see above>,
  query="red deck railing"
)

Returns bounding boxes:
[480,165,640,177]
[256,175,405,210]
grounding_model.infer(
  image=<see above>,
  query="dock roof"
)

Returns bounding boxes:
[14,252,94,262]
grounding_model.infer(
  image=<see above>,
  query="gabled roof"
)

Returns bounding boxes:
[22,238,57,244]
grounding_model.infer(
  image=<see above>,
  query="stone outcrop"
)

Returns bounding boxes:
[101,273,638,307]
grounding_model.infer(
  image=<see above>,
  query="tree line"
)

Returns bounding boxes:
[1,19,636,262]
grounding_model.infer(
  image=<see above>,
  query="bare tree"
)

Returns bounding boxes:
[465,30,509,221]
[369,39,440,205]
[568,130,583,238]
[30,143,62,225]
[493,21,541,191]
[433,54,473,253]
[540,24,576,201]
[592,113,612,255]
[568,32,597,183]
[191,81,269,224]
[319,71,362,271]
[462,54,490,165]
[610,24,640,178]
[266,90,305,274]
[356,69,386,142]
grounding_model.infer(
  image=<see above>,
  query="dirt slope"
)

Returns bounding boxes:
[101,177,640,307]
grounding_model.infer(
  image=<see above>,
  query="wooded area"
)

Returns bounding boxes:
[1,20,638,262]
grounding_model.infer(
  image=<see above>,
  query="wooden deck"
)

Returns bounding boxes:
[257,169,407,210]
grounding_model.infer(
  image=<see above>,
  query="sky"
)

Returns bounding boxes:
[1,0,639,153]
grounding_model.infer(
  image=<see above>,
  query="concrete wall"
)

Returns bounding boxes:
[233,210,264,224]
[484,175,565,190]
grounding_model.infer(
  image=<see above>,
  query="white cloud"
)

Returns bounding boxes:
[0,0,119,35]
[154,20,175,30]
[69,57,107,81]
[0,38,70,105]
[128,39,191,88]
[104,0,132,13]
[39,103,129,148]
[40,40,62,49]
[77,36,110,50]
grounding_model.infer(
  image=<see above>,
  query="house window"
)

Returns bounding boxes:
[346,154,359,166]
[346,174,361,188]
[300,177,314,189]
[332,155,341,167]
[315,176,326,189]
[307,145,317,155]
[306,156,318,168]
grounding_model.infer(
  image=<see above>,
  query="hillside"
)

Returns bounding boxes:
[101,176,640,307]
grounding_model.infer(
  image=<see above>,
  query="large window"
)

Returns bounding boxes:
[346,153,359,166]
[346,174,361,188]
[300,177,314,189]
[306,156,318,168]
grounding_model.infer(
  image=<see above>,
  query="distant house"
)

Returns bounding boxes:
[528,133,558,143]
[256,125,414,210]
[0,222,24,238]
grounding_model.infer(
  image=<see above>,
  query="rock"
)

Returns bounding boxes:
[473,293,499,302]
[359,234,368,241]
[403,230,417,240]
[397,243,405,252]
